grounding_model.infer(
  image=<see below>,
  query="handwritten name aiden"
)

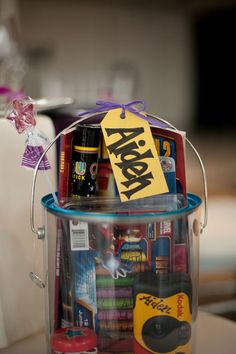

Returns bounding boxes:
[138,294,186,318]
[138,294,172,314]
[105,127,155,200]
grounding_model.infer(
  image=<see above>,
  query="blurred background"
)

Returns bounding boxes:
[0,0,236,349]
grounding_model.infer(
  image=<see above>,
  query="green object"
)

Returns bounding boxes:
[97,297,133,310]
[96,275,134,288]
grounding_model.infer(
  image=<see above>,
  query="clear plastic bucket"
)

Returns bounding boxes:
[41,192,201,354]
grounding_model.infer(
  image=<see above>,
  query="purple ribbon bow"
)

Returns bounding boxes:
[78,100,167,128]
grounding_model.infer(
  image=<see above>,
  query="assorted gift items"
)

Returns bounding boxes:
[18,100,206,354]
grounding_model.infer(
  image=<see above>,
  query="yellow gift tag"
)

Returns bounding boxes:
[101,108,169,202]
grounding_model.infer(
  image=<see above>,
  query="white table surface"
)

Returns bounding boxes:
[0,311,236,354]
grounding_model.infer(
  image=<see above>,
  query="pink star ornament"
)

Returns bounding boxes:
[6,97,51,170]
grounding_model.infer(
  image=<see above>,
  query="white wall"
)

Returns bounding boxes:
[19,0,195,130]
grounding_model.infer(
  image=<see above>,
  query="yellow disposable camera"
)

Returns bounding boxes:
[133,272,192,354]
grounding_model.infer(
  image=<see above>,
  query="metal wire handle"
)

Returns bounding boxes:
[31,111,208,237]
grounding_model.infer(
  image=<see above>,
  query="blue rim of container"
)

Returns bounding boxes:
[41,193,201,221]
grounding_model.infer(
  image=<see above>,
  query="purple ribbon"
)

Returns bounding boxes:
[78,100,168,128]
[0,86,25,101]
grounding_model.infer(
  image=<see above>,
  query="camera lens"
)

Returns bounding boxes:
[154,322,165,336]
[142,316,191,353]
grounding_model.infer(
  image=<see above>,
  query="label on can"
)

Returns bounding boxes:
[101,109,169,202]
[70,221,89,251]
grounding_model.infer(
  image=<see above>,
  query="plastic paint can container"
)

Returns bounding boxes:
[30,110,207,354]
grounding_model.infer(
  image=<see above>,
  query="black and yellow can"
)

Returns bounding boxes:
[70,125,100,198]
